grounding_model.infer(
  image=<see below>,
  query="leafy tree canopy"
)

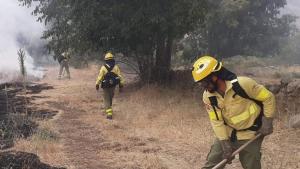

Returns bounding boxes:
[19,0,296,82]
[19,0,208,82]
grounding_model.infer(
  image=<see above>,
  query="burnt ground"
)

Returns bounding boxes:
[0,151,65,169]
[0,82,63,169]
[0,82,56,149]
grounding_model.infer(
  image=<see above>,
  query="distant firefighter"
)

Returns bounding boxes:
[58,51,71,79]
[95,52,124,120]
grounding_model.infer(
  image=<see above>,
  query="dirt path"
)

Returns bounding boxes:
[30,65,299,169]
[31,66,210,169]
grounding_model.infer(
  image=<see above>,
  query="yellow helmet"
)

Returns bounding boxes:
[104,52,114,60]
[192,56,222,82]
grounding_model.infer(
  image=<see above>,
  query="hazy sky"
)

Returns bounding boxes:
[286,0,300,14]
[285,0,300,26]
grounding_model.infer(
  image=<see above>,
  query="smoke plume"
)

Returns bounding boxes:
[0,0,45,83]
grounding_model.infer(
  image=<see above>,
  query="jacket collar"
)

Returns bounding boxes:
[204,79,234,97]
[225,80,233,94]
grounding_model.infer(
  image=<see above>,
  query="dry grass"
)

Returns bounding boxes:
[222,56,300,82]
[13,119,69,168]
[116,85,212,141]
[9,64,300,169]
[117,85,300,169]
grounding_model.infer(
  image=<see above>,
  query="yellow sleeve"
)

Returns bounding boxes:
[239,77,276,118]
[114,65,125,85]
[95,66,107,85]
[203,92,229,140]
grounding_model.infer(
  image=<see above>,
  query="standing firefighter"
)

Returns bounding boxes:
[192,56,275,169]
[58,51,71,79]
[95,52,124,120]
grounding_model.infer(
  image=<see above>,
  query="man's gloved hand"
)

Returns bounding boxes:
[257,117,273,136]
[220,140,234,163]
[96,84,99,91]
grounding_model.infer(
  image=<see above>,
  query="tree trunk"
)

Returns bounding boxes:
[135,33,174,84]
[151,34,173,84]
[136,52,154,83]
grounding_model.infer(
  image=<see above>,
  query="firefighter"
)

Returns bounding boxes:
[192,56,275,169]
[95,52,124,120]
[58,51,71,79]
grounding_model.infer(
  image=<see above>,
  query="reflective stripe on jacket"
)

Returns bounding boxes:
[95,65,124,85]
[203,76,275,140]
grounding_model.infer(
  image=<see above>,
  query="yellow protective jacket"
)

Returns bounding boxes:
[203,76,275,141]
[95,64,124,86]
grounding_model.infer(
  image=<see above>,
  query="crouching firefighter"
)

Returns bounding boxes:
[96,52,124,120]
[192,56,275,169]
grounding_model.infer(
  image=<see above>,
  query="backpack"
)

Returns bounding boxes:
[57,54,65,63]
[101,64,120,88]
[208,79,263,142]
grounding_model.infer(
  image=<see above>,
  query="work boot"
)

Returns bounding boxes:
[107,114,112,120]
[105,108,113,120]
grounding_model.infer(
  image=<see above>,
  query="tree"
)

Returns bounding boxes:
[19,0,208,83]
[181,0,296,58]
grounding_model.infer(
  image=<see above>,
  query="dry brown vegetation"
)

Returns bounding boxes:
[3,61,300,169]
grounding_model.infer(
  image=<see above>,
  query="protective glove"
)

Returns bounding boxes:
[96,84,99,91]
[220,140,234,163]
[257,117,273,136]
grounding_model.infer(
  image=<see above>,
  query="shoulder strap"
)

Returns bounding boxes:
[231,79,263,107]
[230,79,264,140]
[208,79,264,132]
[104,64,114,72]
[207,78,265,142]
[208,96,220,120]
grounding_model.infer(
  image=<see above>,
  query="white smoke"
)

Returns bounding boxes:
[0,0,45,83]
